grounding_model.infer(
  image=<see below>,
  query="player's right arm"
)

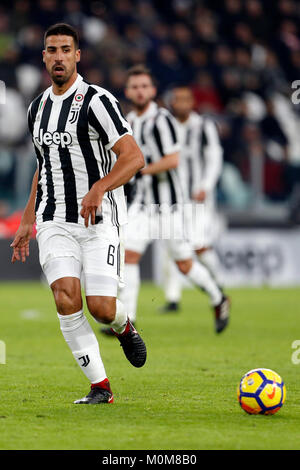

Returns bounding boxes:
[11,169,38,263]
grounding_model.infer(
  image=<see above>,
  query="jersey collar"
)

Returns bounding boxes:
[49,73,83,102]
[176,111,196,127]
[136,101,158,121]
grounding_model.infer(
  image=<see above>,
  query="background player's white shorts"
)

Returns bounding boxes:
[36,221,124,297]
[124,204,193,261]
[186,201,226,250]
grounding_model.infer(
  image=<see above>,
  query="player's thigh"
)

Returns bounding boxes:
[165,237,193,267]
[36,221,82,284]
[81,224,121,298]
[123,206,150,256]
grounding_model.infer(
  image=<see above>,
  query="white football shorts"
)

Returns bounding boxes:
[124,204,193,261]
[186,200,225,250]
[36,221,124,297]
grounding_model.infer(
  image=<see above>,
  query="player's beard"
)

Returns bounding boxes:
[173,110,190,122]
[50,65,74,86]
[133,96,152,113]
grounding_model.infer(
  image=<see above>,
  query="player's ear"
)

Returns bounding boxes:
[75,49,81,63]
[124,86,130,99]
[42,49,45,63]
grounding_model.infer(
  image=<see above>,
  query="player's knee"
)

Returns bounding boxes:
[87,297,116,324]
[125,250,140,264]
[51,279,82,315]
[195,247,210,256]
[176,259,193,275]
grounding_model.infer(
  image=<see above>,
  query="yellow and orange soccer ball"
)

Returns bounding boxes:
[237,368,286,415]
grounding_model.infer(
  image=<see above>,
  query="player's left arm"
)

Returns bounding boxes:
[141,152,179,175]
[141,112,180,175]
[194,119,223,202]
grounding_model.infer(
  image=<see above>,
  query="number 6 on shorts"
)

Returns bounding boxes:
[107,245,115,266]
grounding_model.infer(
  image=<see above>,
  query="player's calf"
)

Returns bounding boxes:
[87,296,116,324]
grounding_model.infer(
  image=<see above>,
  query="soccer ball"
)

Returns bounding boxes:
[237,368,286,415]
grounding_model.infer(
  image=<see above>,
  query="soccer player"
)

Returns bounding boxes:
[161,85,225,312]
[10,23,147,405]
[107,65,230,334]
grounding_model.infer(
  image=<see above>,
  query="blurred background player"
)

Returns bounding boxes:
[101,65,230,335]
[160,85,225,312]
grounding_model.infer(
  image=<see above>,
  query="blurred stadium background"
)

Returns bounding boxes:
[0,0,300,286]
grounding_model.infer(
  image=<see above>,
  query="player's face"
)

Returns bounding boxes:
[125,74,156,110]
[43,35,80,86]
[171,88,194,119]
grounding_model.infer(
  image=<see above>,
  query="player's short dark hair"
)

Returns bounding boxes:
[44,23,79,49]
[171,84,193,93]
[126,64,156,86]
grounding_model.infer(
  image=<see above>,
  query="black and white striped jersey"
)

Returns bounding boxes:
[28,74,131,226]
[176,111,223,201]
[126,101,183,207]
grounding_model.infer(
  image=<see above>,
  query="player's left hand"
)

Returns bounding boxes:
[80,184,104,227]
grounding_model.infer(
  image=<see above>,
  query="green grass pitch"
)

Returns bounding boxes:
[0,281,300,450]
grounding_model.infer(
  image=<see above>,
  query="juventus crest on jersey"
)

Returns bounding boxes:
[28,74,131,226]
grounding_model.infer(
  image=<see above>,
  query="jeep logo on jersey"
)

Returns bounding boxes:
[35,129,72,148]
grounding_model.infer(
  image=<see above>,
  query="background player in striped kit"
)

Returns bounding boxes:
[104,65,230,335]
[160,85,226,312]
[10,23,146,405]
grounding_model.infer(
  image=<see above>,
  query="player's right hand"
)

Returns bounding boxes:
[193,190,207,202]
[10,224,33,263]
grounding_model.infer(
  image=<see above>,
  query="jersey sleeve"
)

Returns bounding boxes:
[88,93,132,150]
[27,102,34,136]
[153,112,180,157]
[198,119,223,193]
[27,93,44,138]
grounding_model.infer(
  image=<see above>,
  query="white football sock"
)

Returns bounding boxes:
[118,263,140,322]
[163,255,182,303]
[185,260,223,306]
[109,299,128,334]
[198,248,222,286]
[57,309,107,384]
